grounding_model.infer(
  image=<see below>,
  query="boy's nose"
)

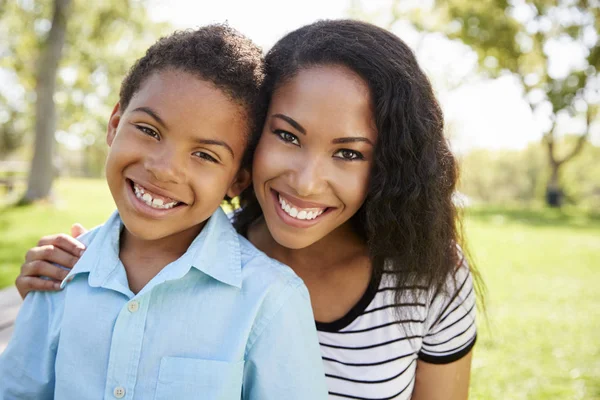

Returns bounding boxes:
[144,150,185,184]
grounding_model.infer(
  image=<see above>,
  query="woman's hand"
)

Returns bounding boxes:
[15,224,88,299]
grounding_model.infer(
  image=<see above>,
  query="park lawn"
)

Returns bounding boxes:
[1,178,599,399]
[0,178,115,287]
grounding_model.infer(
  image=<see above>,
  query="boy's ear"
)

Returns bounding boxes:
[106,103,122,147]
[227,168,252,199]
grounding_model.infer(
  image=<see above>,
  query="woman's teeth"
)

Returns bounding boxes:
[278,195,324,221]
[133,183,179,209]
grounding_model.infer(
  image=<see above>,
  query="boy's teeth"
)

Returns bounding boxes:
[278,194,325,221]
[132,182,179,210]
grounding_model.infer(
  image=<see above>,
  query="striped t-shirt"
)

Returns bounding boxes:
[316,264,477,399]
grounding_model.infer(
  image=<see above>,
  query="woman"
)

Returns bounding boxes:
[16,20,482,400]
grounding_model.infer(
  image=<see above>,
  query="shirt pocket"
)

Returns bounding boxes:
[154,356,244,400]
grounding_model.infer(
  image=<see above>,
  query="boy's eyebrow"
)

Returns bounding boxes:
[272,114,306,135]
[332,137,374,146]
[132,107,168,129]
[194,138,235,158]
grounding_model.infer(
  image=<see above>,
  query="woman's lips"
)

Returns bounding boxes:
[270,189,334,228]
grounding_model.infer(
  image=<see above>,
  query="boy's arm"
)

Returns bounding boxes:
[0,290,63,399]
[242,280,328,400]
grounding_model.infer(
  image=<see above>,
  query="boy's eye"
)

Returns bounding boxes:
[273,130,300,146]
[193,151,219,163]
[135,124,160,140]
[333,149,364,161]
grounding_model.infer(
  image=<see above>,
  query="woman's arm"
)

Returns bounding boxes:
[15,224,87,298]
[411,352,473,400]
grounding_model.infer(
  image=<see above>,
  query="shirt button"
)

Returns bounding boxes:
[113,386,126,398]
[127,300,139,313]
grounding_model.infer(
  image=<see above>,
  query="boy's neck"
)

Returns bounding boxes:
[118,222,206,294]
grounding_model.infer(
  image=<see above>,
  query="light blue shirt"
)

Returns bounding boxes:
[0,208,327,400]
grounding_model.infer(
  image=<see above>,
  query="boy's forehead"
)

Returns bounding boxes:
[126,70,250,157]
[132,71,230,109]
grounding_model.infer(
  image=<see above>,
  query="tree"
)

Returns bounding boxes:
[396,0,600,207]
[0,0,170,203]
[22,0,72,203]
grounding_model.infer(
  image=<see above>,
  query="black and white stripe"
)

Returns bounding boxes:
[317,264,477,399]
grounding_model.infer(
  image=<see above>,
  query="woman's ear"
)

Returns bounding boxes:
[227,168,252,199]
[106,103,122,146]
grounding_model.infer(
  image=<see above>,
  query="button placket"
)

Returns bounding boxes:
[105,293,151,400]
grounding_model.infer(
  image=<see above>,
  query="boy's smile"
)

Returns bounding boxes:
[104,70,250,249]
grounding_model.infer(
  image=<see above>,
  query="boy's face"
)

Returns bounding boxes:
[105,70,250,242]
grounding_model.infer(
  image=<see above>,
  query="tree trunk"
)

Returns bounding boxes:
[20,0,72,204]
[545,161,563,208]
[542,108,592,208]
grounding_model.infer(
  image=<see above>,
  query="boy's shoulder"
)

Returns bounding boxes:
[236,234,306,295]
[76,224,104,247]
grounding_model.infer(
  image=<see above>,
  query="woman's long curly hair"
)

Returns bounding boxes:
[233,19,484,313]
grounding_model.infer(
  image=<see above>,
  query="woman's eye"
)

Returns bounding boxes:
[334,149,364,161]
[135,125,160,140]
[193,151,218,163]
[274,130,300,146]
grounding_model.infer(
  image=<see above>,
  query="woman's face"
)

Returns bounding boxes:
[252,65,377,249]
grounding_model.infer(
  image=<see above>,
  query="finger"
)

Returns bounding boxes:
[25,245,80,269]
[37,233,85,257]
[15,276,61,299]
[21,260,70,282]
[71,223,88,238]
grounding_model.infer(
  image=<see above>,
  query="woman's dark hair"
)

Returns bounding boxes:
[120,24,265,164]
[234,19,484,312]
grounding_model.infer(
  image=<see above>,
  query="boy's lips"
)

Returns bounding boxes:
[125,178,187,218]
[127,179,186,205]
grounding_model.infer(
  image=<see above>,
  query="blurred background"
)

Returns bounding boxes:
[0,0,599,398]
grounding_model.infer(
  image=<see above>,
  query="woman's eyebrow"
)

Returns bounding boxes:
[132,106,168,129]
[332,137,374,146]
[272,113,306,135]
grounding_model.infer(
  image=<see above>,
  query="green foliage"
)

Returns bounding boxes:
[0,0,171,173]
[561,138,600,208]
[460,139,600,208]
[459,144,546,204]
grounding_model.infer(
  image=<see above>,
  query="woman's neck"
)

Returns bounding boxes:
[248,217,369,276]
[248,217,374,323]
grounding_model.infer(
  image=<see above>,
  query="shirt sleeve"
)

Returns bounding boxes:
[242,279,328,400]
[418,258,477,364]
[0,290,64,399]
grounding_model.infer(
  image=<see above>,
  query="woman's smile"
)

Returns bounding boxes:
[270,188,336,228]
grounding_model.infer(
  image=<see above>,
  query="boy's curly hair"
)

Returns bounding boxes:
[119,24,265,158]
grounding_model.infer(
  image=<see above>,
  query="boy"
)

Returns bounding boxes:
[0,25,327,399]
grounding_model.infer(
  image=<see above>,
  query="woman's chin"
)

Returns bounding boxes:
[269,228,324,250]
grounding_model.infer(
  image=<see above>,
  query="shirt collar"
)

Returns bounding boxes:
[61,207,242,290]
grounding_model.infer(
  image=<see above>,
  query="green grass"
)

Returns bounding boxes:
[0,178,115,287]
[465,206,600,399]
[1,179,599,399]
